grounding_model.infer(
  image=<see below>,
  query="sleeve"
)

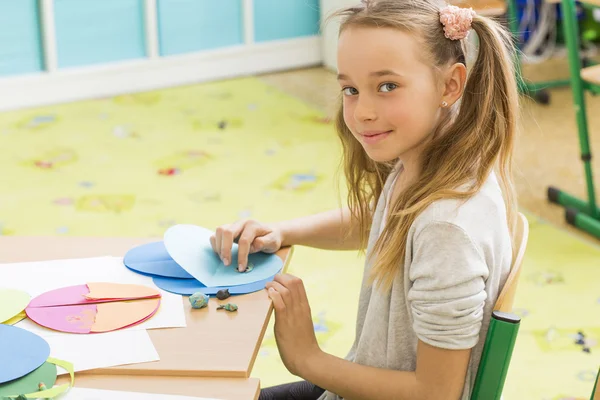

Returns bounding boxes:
[407,221,489,350]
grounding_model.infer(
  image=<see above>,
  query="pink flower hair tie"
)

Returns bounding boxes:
[439,4,476,41]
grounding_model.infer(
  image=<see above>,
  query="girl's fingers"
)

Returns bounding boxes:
[268,287,286,314]
[217,220,246,266]
[267,280,292,307]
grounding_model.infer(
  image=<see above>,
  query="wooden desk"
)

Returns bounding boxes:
[0,236,292,379]
[56,375,261,400]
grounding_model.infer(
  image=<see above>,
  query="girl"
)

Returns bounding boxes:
[210,0,518,399]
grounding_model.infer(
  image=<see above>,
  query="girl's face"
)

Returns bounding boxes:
[337,26,444,164]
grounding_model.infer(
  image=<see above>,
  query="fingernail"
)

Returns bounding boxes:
[238,264,245,272]
[223,258,229,266]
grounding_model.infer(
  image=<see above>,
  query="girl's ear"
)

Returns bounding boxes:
[441,63,467,107]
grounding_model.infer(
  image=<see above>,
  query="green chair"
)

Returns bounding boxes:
[471,212,529,400]
[547,0,600,240]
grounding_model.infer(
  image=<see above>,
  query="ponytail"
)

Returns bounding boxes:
[453,15,519,235]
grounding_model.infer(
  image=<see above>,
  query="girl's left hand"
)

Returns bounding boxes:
[265,273,322,377]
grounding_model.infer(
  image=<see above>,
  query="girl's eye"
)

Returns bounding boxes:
[379,83,397,92]
[343,87,359,96]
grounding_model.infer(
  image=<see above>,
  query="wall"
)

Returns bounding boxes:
[319,0,357,71]
[0,0,322,111]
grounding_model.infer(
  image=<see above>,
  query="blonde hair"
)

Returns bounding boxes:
[332,0,519,292]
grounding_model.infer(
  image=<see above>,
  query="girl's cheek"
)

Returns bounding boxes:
[343,104,354,130]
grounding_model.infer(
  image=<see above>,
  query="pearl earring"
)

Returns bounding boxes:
[441,101,449,108]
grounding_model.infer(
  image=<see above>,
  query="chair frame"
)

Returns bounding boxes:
[547,0,600,240]
[470,212,529,400]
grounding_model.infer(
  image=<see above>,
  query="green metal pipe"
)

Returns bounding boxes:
[560,0,599,219]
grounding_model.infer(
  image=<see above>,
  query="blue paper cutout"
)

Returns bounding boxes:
[163,224,283,288]
[152,275,277,296]
[0,324,50,384]
[123,241,193,279]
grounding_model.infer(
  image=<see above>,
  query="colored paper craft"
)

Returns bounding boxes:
[0,289,30,324]
[0,257,185,334]
[85,282,160,301]
[164,224,283,288]
[26,299,160,334]
[25,357,74,399]
[153,275,276,296]
[0,325,50,384]
[28,283,160,308]
[0,361,57,397]
[26,283,162,334]
[124,241,194,279]
[2,311,26,326]
[92,299,160,332]
[26,304,96,334]
[27,284,90,308]
[0,357,73,400]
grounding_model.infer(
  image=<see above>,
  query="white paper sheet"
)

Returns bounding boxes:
[47,329,159,374]
[2,256,186,338]
[57,388,223,400]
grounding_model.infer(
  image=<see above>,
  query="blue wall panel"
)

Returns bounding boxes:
[158,0,243,56]
[54,0,146,68]
[0,0,44,76]
[254,0,320,42]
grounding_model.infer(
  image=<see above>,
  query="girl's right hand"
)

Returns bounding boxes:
[210,219,283,272]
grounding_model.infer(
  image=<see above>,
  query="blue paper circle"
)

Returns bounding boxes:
[164,225,284,288]
[0,325,50,384]
[123,241,194,279]
[152,275,276,296]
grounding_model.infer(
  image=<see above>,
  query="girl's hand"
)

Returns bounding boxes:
[266,273,322,377]
[210,219,283,271]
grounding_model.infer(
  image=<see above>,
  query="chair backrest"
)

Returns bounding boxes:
[494,212,529,313]
[470,213,529,400]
